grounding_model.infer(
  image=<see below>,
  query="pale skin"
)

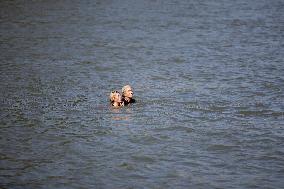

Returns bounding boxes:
[122,85,133,103]
[110,92,124,108]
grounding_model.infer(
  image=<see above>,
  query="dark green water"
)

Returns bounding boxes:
[1,0,284,188]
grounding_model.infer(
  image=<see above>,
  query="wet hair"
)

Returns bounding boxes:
[109,90,120,102]
[121,85,131,96]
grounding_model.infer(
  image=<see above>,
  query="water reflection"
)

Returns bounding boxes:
[110,107,132,121]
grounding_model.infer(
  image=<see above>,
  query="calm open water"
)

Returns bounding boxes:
[1,0,284,188]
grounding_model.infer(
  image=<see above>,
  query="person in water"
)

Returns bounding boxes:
[121,85,136,105]
[109,90,124,107]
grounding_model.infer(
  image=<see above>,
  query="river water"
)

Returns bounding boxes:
[1,0,284,188]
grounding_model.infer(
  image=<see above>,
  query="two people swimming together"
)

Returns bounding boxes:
[109,85,136,108]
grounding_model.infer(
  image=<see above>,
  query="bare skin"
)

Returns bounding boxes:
[110,91,124,108]
[121,85,134,103]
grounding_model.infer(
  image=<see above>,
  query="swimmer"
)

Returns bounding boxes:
[121,85,136,105]
[109,90,124,108]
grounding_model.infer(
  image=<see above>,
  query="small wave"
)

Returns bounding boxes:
[237,110,284,118]
[152,126,193,133]
[128,134,161,145]
[131,155,156,163]
[119,162,135,170]
[207,144,238,151]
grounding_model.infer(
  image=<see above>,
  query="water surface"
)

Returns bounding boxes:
[1,0,284,188]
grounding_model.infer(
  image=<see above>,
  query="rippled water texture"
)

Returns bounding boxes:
[1,0,284,188]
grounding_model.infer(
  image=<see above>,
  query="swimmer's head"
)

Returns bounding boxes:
[122,85,133,98]
[109,90,122,103]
